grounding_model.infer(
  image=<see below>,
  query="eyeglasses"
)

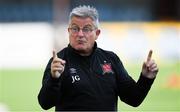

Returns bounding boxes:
[69,26,97,34]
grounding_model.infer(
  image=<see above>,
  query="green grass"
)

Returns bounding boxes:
[0,62,180,111]
[0,69,44,111]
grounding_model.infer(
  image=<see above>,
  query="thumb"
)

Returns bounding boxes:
[53,50,57,59]
[142,61,146,69]
[142,61,148,75]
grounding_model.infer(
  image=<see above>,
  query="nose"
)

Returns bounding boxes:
[77,29,84,36]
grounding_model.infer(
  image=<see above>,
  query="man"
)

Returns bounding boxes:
[38,5,159,111]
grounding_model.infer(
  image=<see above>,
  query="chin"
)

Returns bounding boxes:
[74,46,87,52]
[75,45,86,50]
[75,47,86,52]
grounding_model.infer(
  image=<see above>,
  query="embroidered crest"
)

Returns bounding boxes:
[69,68,77,74]
[101,62,113,75]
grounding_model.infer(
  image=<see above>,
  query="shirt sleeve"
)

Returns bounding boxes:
[111,53,155,107]
[38,58,62,110]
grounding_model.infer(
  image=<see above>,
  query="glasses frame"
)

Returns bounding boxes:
[69,26,97,34]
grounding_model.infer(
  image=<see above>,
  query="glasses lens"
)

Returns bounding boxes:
[71,27,79,33]
[70,26,95,34]
[82,27,92,33]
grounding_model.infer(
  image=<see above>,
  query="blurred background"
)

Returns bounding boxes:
[0,0,179,111]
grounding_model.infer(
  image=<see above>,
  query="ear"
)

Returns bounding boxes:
[68,28,70,33]
[95,29,101,40]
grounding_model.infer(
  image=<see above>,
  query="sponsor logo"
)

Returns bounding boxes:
[69,68,77,74]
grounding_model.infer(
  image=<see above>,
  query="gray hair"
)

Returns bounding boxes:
[69,5,99,28]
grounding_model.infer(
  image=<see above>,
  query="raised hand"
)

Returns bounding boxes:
[51,50,66,78]
[141,50,159,79]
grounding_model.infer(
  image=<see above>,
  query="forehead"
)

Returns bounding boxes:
[70,16,94,27]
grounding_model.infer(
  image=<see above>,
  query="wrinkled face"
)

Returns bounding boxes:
[68,16,100,55]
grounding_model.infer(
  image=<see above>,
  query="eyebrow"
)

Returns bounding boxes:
[70,23,93,28]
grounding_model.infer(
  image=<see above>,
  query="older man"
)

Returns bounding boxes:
[38,5,158,111]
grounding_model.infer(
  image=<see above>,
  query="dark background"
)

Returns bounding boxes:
[0,0,179,22]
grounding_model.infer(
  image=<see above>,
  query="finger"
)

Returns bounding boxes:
[52,67,63,71]
[61,60,66,66]
[146,59,155,67]
[149,63,157,69]
[149,67,159,73]
[53,58,62,63]
[147,50,153,62]
[53,50,57,59]
[52,64,64,68]
[53,58,66,65]
[149,65,157,71]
